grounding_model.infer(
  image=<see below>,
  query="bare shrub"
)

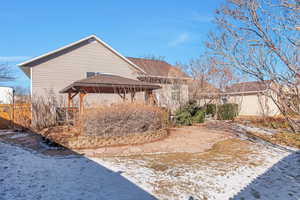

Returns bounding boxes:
[31,93,67,130]
[81,103,169,137]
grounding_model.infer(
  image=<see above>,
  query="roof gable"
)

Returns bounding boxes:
[60,74,161,94]
[18,35,146,74]
[127,57,189,78]
[226,80,271,93]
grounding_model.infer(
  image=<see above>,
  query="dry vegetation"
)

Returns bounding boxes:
[1,93,171,149]
[236,116,300,148]
[81,102,169,137]
[261,132,300,149]
[245,130,300,149]
[41,126,169,149]
[236,116,290,129]
[31,94,67,130]
[39,102,170,149]
[140,138,256,171]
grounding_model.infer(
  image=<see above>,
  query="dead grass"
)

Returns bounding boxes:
[128,138,258,172]
[247,131,300,149]
[236,116,290,129]
[148,163,169,172]
[234,116,300,149]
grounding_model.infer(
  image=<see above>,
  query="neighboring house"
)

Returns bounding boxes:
[127,57,190,109]
[188,79,219,103]
[225,80,280,116]
[18,35,189,110]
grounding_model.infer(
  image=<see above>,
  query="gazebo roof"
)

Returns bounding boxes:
[59,74,161,94]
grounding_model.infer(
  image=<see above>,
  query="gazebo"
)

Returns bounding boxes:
[59,74,161,114]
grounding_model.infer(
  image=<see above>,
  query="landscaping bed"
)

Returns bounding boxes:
[41,126,169,149]
[37,102,170,149]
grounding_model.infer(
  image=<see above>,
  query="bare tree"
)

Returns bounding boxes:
[14,86,30,96]
[0,63,14,82]
[206,0,300,131]
[186,56,241,104]
[187,57,216,101]
[140,54,166,61]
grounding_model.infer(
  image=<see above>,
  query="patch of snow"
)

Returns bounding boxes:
[8,133,28,139]
[0,142,155,200]
[0,130,16,136]
[234,123,277,135]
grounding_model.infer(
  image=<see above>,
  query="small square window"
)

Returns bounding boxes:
[86,72,95,78]
[86,72,103,78]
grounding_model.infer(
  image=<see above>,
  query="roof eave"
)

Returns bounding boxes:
[137,75,191,80]
[17,35,147,74]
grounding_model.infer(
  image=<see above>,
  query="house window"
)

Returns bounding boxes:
[86,72,102,78]
[171,84,181,102]
[222,96,228,104]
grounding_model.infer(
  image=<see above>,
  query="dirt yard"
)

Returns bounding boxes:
[77,125,234,156]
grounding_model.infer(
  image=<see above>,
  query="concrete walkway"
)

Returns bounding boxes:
[77,125,234,157]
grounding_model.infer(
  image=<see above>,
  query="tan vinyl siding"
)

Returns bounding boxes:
[155,84,189,111]
[31,39,139,102]
[228,94,280,116]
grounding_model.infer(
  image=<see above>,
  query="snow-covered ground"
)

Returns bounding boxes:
[1,139,300,200]
[0,142,155,200]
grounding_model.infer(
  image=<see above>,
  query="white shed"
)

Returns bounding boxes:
[0,87,14,104]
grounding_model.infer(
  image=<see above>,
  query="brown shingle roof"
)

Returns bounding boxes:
[127,57,189,78]
[226,80,271,93]
[60,74,161,93]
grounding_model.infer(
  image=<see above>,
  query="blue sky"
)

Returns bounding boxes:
[0,0,223,89]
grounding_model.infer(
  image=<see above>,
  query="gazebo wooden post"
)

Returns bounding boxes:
[145,89,153,105]
[68,93,72,113]
[122,92,126,102]
[79,92,86,115]
[67,92,75,123]
[123,87,127,102]
[117,88,127,101]
[130,91,136,102]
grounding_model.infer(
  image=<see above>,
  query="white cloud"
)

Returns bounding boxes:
[168,33,190,47]
[0,56,30,62]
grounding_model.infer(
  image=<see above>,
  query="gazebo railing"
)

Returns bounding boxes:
[55,107,79,125]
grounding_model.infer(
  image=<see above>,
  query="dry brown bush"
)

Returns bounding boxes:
[31,93,67,130]
[81,102,169,137]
